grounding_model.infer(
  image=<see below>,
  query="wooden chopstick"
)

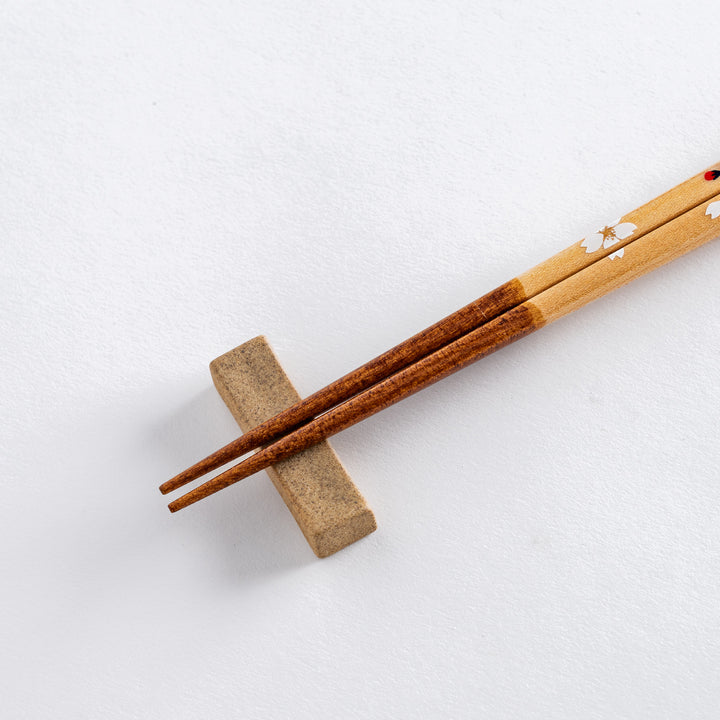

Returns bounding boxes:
[167,192,720,512]
[160,163,720,496]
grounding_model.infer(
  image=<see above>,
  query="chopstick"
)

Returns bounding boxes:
[160,163,720,496]
[167,192,720,512]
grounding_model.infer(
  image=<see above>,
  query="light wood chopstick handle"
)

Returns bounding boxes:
[531,197,720,324]
[518,164,720,297]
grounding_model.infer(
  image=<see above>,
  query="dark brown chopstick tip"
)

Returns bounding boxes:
[159,468,202,495]
[160,464,208,494]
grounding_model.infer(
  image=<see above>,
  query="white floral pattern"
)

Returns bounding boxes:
[580,219,637,254]
[706,201,720,219]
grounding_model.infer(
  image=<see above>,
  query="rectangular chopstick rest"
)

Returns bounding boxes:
[209,336,377,558]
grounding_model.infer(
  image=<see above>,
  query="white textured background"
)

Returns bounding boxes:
[2,1,720,718]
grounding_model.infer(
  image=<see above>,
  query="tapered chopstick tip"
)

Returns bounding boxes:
[158,480,176,495]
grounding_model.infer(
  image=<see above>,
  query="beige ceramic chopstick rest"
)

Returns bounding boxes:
[210,336,377,557]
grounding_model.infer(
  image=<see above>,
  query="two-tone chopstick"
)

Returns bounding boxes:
[166,188,720,512]
[160,163,720,498]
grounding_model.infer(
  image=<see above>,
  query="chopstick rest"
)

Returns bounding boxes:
[210,336,376,557]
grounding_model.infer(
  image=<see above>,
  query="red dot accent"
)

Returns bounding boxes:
[705,171,718,181]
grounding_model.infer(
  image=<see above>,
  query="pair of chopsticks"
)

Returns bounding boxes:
[162,163,720,512]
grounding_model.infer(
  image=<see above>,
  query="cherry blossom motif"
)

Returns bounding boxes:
[580,219,637,254]
[706,201,720,219]
[608,248,624,260]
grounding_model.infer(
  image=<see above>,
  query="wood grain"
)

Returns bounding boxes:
[169,304,544,512]
[160,278,526,494]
